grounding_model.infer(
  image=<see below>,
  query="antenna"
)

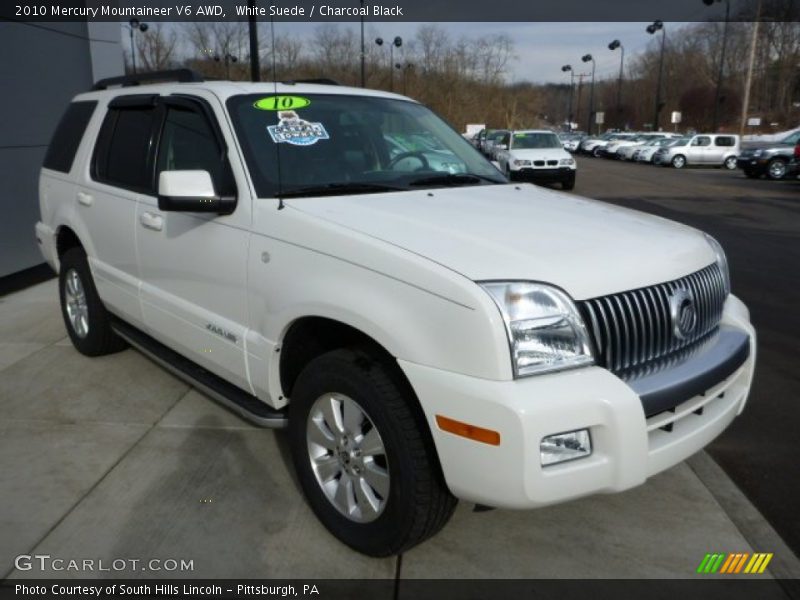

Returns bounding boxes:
[270,8,285,209]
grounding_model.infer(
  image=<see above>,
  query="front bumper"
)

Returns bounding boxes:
[736,157,768,173]
[400,294,755,509]
[509,167,575,183]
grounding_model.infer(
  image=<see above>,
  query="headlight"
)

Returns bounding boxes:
[480,282,594,377]
[704,234,731,296]
[513,160,532,166]
[560,158,575,165]
[753,149,763,157]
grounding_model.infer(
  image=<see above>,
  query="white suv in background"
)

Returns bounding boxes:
[495,130,576,189]
[36,70,756,557]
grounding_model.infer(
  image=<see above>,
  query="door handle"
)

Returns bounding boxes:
[140,211,164,231]
[77,191,93,206]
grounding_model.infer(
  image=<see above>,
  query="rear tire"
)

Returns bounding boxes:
[58,248,127,356]
[288,347,456,556]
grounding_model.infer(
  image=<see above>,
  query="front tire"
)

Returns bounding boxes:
[724,156,738,170]
[671,154,687,169]
[743,168,760,179]
[288,348,456,556]
[58,248,128,356]
[767,158,787,180]
[562,173,576,190]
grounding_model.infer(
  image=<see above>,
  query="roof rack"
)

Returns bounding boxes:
[92,69,205,91]
[281,78,341,86]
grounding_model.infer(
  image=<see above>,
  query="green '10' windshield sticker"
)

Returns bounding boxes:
[254,96,311,111]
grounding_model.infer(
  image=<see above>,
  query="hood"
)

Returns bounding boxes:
[285,184,716,300]
[508,148,568,160]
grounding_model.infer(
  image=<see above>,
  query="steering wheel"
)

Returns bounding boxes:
[387,151,431,172]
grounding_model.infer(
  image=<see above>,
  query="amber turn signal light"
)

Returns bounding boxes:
[435,415,501,446]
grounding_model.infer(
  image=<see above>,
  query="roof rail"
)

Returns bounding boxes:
[281,78,341,86]
[92,69,205,91]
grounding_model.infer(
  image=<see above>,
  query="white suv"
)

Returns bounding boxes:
[35,71,756,557]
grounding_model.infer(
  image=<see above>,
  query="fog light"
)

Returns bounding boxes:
[540,429,592,466]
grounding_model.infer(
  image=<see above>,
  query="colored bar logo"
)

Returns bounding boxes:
[696,552,773,574]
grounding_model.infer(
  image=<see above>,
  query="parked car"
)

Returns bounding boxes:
[736,130,800,180]
[634,137,687,164]
[495,129,576,189]
[482,129,509,159]
[580,132,635,157]
[617,134,679,161]
[653,134,740,169]
[559,132,585,152]
[784,142,800,179]
[36,70,755,557]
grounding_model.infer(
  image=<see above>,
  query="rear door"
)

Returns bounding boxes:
[135,92,252,391]
[82,95,159,327]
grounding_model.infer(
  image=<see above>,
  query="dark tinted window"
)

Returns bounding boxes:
[715,136,736,147]
[156,106,234,195]
[94,106,157,190]
[43,101,97,173]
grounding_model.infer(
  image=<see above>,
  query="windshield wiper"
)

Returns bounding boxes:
[278,182,406,198]
[407,173,501,187]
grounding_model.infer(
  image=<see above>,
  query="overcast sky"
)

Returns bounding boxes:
[256,21,698,84]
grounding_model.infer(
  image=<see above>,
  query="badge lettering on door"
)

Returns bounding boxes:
[206,323,237,344]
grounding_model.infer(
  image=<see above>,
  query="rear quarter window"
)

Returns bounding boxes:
[715,136,736,147]
[43,101,98,173]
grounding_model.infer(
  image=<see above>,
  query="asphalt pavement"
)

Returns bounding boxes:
[572,155,800,559]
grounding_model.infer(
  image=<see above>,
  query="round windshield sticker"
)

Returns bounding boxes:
[254,96,311,111]
[267,111,329,146]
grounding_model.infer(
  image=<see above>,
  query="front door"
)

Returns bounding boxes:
[135,93,252,392]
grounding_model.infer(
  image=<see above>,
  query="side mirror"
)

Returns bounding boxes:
[158,170,236,214]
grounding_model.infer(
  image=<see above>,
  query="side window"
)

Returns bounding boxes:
[156,106,235,196]
[715,136,735,147]
[692,136,711,147]
[43,101,97,173]
[93,105,157,191]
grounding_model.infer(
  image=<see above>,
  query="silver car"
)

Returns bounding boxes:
[654,134,740,169]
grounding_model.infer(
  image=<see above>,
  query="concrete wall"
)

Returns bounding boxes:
[0,21,122,277]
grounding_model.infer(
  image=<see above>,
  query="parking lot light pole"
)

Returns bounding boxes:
[375,36,403,92]
[581,54,596,135]
[608,39,624,128]
[647,21,666,131]
[360,0,366,87]
[126,19,148,74]
[703,0,731,131]
[561,65,574,130]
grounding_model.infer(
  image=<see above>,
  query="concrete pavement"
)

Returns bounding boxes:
[1,279,798,587]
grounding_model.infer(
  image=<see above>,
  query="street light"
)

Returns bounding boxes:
[561,65,574,130]
[215,53,239,79]
[360,0,366,87]
[646,20,666,131]
[608,39,624,128]
[581,54,596,135]
[375,36,403,92]
[400,62,414,95]
[126,18,148,74]
[703,0,731,130]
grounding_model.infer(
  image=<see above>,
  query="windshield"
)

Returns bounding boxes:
[510,132,562,150]
[226,94,505,197]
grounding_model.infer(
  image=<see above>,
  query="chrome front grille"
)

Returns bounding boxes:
[578,264,727,379]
